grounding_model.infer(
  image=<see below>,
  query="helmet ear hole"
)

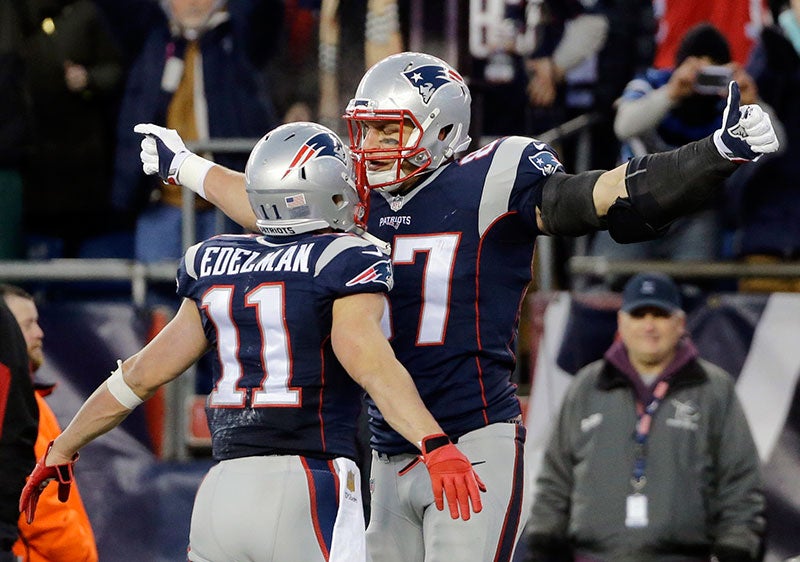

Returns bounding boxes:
[438,124,453,141]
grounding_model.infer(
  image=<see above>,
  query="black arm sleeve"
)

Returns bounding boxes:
[0,301,37,552]
[625,135,737,229]
[603,135,738,243]
[540,136,737,242]
[539,170,606,236]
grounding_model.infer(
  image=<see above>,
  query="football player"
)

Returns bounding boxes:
[130,51,778,562]
[19,122,484,562]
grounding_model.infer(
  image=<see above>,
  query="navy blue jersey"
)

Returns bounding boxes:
[366,136,565,454]
[176,232,393,461]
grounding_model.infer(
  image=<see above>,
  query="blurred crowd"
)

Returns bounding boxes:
[1,0,799,294]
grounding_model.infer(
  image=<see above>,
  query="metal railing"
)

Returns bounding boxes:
[5,117,798,301]
[0,259,177,307]
[0,112,604,302]
[570,256,800,280]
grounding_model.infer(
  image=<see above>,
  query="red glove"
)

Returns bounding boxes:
[19,440,79,524]
[420,434,486,521]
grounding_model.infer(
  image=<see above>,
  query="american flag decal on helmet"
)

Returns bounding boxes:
[345,259,393,289]
[282,132,347,179]
[402,64,464,105]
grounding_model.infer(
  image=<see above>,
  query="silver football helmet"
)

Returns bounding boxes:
[245,122,360,236]
[344,51,472,192]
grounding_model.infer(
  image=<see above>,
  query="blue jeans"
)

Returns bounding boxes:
[134,204,240,263]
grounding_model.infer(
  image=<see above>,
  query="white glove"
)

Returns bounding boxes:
[736,105,780,156]
[713,82,780,162]
[133,123,214,198]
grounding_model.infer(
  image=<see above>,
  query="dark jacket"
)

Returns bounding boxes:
[16,0,124,233]
[0,302,37,554]
[0,0,30,168]
[111,0,282,214]
[727,24,800,258]
[527,339,765,562]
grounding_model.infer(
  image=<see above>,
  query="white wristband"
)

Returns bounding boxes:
[176,153,214,199]
[106,360,144,410]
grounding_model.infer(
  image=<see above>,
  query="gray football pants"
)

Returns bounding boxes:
[188,455,365,562]
[366,421,530,562]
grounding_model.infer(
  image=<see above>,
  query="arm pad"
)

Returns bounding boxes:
[539,170,605,236]
[606,197,669,243]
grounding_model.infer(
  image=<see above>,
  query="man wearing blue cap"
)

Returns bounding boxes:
[524,272,765,562]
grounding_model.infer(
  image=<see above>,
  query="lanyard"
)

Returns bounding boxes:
[631,380,669,491]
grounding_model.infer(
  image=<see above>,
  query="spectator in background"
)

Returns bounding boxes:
[111,0,283,264]
[564,0,657,172]
[12,0,124,259]
[524,272,765,562]
[534,0,657,288]
[0,299,37,562]
[728,0,800,292]
[470,0,610,139]
[267,0,321,125]
[316,0,406,136]
[652,0,768,70]
[590,23,763,277]
[524,1,608,121]
[0,285,98,562]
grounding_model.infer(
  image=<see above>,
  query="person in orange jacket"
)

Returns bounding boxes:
[1,284,98,562]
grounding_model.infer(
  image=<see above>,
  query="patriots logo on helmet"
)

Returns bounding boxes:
[345,259,393,289]
[403,65,464,105]
[282,132,347,179]
[528,150,563,176]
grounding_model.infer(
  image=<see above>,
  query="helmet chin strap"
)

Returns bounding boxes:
[355,228,392,255]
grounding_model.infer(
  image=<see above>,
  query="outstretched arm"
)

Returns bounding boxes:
[331,292,485,521]
[538,82,779,243]
[45,299,208,462]
[134,124,257,231]
[20,300,209,522]
[203,165,257,232]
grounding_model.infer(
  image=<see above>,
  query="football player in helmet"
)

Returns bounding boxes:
[20,122,484,562]
[130,51,777,562]
[343,52,472,192]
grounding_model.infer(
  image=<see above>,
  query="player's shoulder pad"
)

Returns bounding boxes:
[521,137,564,176]
[482,136,564,175]
[314,233,387,278]
[182,241,205,280]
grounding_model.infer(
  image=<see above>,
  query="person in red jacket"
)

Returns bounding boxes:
[0,285,98,562]
[653,0,769,68]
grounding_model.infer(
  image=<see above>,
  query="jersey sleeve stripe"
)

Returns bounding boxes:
[478,136,530,237]
[315,235,372,277]
[183,241,204,280]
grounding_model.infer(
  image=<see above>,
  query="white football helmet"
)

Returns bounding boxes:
[344,51,472,192]
[245,122,360,236]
